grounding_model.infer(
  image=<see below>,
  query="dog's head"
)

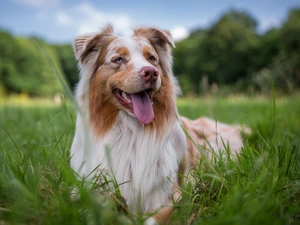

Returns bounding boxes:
[74,25,179,135]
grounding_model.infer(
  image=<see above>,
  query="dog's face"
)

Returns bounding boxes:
[74,26,177,135]
[97,35,164,125]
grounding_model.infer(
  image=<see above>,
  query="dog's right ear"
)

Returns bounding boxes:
[73,25,115,62]
[74,34,95,60]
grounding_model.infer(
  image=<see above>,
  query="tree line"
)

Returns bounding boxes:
[0,8,299,97]
[174,8,300,95]
[0,33,77,97]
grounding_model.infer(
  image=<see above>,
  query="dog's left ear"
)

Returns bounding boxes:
[134,27,175,78]
[133,27,175,48]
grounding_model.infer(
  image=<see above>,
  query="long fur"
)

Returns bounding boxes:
[70,25,186,218]
[70,25,246,223]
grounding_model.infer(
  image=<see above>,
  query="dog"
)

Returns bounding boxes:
[70,25,245,224]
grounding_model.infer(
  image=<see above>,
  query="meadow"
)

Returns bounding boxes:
[0,94,299,224]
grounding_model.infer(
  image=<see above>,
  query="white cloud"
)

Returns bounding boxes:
[53,2,190,43]
[56,10,72,26]
[55,3,132,36]
[13,0,59,7]
[170,26,190,42]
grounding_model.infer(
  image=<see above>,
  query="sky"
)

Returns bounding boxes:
[0,0,299,44]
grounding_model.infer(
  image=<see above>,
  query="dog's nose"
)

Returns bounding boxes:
[139,66,159,82]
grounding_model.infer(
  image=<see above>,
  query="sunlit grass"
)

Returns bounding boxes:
[0,94,299,224]
[0,94,60,106]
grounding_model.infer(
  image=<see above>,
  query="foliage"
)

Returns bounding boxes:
[52,44,78,91]
[0,31,65,96]
[0,31,22,94]
[201,10,258,84]
[0,31,78,97]
[1,8,300,96]
[279,9,300,90]
[173,8,300,95]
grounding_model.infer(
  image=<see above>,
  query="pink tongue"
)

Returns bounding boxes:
[131,91,154,124]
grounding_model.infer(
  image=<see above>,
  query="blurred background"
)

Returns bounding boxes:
[0,0,300,98]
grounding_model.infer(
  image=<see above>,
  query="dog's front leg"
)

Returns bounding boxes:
[145,182,182,225]
[145,207,173,225]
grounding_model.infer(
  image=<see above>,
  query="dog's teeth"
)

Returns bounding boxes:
[122,91,127,99]
[122,91,130,102]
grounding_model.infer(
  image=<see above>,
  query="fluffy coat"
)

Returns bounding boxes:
[70,25,245,224]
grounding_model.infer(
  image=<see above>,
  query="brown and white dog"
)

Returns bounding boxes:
[70,25,244,224]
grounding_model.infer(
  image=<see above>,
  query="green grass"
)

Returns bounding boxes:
[0,94,299,224]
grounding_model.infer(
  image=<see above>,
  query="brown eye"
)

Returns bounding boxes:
[149,55,156,61]
[114,57,123,63]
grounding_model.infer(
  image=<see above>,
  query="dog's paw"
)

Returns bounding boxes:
[144,217,158,225]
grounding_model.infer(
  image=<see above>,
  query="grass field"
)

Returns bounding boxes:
[0,94,299,225]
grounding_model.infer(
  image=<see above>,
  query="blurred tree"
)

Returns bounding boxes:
[201,10,259,84]
[244,28,281,93]
[0,30,63,96]
[250,28,281,71]
[173,29,207,94]
[280,8,300,89]
[2,8,300,97]
[173,10,259,94]
[15,37,63,96]
[0,30,20,93]
[53,44,78,91]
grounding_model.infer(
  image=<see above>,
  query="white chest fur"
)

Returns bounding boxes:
[70,111,186,212]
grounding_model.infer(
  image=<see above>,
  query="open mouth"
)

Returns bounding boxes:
[114,88,154,124]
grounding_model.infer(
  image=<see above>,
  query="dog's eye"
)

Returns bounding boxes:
[114,57,123,63]
[149,55,156,61]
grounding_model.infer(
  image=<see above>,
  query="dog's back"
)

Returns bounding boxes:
[70,25,246,224]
